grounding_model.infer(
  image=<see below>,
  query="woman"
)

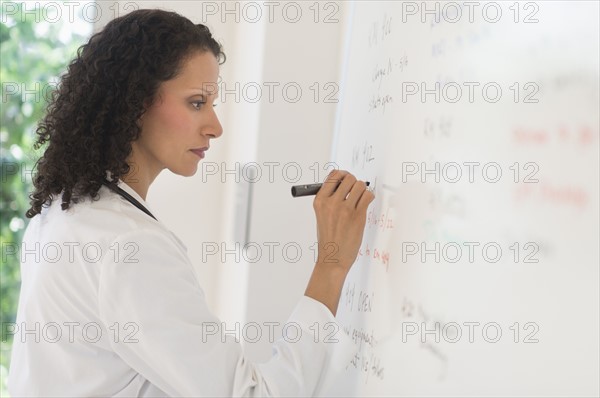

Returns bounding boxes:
[8,9,374,397]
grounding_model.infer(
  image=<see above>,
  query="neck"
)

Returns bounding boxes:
[121,171,152,201]
[122,145,163,200]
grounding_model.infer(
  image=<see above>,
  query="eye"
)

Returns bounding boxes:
[191,101,205,110]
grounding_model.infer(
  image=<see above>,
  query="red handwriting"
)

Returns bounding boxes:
[514,183,588,210]
[513,125,598,147]
[367,208,395,231]
[358,244,391,271]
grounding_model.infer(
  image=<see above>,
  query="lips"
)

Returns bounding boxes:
[191,147,208,159]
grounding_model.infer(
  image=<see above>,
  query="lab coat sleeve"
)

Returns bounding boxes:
[98,228,350,397]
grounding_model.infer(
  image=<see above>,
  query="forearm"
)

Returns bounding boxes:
[306,170,374,317]
[304,262,348,316]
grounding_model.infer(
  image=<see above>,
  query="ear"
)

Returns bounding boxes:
[136,110,147,129]
[140,92,161,116]
[137,99,153,124]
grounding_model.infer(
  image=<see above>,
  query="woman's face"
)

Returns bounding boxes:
[134,51,223,178]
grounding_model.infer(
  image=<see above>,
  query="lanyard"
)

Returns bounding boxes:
[102,180,157,221]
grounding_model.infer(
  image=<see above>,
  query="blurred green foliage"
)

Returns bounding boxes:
[1,4,90,394]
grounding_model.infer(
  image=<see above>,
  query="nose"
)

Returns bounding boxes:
[204,105,224,139]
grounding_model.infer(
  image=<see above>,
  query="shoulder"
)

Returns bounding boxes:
[30,185,184,253]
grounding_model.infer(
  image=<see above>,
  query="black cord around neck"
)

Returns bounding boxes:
[102,180,157,221]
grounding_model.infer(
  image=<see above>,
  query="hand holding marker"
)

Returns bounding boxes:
[291,181,370,197]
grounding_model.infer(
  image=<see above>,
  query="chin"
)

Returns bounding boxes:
[170,165,198,177]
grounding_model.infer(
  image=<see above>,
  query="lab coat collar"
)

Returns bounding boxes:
[103,172,188,252]
[104,171,157,220]
[114,179,157,219]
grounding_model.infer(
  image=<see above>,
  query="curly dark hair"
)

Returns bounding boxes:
[25,9,225,218]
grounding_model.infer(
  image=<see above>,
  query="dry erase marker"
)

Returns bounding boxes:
[291,181,370,197]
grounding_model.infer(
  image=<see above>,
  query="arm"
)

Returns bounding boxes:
[98,170,372,396]
[98,228,346,397]
[305,170,375,316]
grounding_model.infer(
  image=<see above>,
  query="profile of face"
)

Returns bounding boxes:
[134,51,223,179]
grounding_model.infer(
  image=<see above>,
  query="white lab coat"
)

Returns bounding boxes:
[8,181,352,397]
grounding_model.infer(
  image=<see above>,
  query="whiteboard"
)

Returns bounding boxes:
[317,1,599,396]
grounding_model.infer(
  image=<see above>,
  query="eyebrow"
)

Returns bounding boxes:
[188,88,219,99]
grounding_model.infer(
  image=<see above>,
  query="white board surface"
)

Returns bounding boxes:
[317,2,599,396]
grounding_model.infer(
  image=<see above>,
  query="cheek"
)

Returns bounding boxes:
[154,103,192,136]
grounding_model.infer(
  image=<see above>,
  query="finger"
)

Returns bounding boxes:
[356,188,375,211]
[332,173,357,201]
[345,180,368,209]
[317,169,348,198]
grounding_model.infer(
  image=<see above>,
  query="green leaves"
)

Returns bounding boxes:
[0,5,90,392]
